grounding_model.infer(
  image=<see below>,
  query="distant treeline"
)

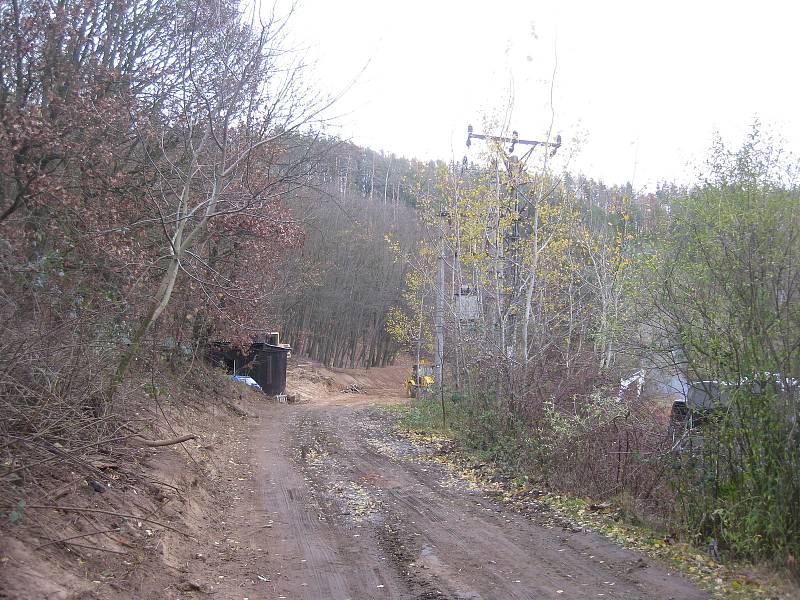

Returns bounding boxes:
[276,142,438,367]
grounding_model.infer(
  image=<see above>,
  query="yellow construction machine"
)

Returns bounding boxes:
[405,363,435,398]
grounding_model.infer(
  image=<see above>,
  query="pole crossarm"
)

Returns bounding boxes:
[466,125,561,157]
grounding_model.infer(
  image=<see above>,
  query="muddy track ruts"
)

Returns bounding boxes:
[239,398,708,600]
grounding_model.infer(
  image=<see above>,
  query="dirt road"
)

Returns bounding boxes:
[214,364,708,600]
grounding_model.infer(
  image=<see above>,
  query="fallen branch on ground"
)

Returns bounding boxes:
[35,528,121,550]
[58,541,128,555]
[221,400,253,417]
[135,434,196,447]
[5,505,192,537]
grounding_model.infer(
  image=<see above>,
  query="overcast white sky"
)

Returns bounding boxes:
[280,0,800,190]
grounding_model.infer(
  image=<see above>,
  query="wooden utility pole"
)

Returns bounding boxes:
[464,125,561,400]
[435,214,446,389]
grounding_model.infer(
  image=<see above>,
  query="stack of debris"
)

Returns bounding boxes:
[341,383,367,394]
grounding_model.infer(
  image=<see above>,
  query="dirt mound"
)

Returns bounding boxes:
[287,357,409,406]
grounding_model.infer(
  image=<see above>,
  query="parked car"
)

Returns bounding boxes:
[669,374,798,438]
[229,375,263,392]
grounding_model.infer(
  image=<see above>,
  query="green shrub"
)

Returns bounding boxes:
[673,387,800,560]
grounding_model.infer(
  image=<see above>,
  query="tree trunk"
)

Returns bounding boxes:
[107,256,180,401]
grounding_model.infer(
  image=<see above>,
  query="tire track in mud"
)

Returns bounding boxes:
[249,407,409,600]
[286,405,708,600]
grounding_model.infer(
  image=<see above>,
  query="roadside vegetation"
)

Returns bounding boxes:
[390,128,800,585]
[395,394,795,598]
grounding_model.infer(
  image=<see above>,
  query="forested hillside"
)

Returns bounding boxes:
[274,143,437,368]
[0,0,433,496]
